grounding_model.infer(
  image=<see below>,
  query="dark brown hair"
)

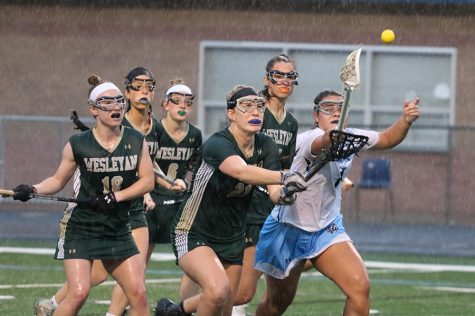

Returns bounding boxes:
[313,89,343,111]
[261,53,297,98]
[87,74,104,97]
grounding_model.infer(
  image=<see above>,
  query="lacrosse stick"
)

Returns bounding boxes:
[70,110,91,131]
[152,161,177,187]
[299,48,365,182]
[338,47,361,130]
[0,189,81,204]
[154,168,177,186]
[298,131,368,182]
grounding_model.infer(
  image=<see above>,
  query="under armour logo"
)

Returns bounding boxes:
[105,196,112,204]
[124,144,131,149]
[326,223,339,234]
[189,138,194,142]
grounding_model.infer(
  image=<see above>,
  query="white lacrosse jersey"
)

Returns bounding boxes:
[271,127,379,232]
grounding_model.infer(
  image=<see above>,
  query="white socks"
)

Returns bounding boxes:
[51,296,58,308]
[232,304,247,316]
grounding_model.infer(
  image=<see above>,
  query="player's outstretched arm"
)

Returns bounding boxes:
[219,155,282,186]
[373,97,420,150]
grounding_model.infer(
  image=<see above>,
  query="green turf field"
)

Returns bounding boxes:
[1,240,475,315]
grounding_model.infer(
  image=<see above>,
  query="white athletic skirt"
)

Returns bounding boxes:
[254,213,351,279]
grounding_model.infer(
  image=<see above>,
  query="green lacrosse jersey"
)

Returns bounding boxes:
[247,108,299,224]
[261,107,298,169]
[173,128,280,246]
[64,126,144,239]
[122,114,161,161]
[153,121,202,200]
[122,114,162,214]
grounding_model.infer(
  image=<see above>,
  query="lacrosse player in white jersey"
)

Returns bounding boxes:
[255,89,420,316]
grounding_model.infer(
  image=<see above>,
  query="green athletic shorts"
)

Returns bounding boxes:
[55,234,139,260]
[146,201,179,244]
[245,223,264,247]
[171,229,245,265]
[129,209,148,230]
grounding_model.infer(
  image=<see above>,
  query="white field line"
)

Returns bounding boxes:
[0,246,175,261]
[2,247,475,272]
[2,246,475,271]
[417,286,475,293]
[0,278,181,290]
[1,244,475,301]
[365,261,475,273]
[3,246,475,273]
[0,247,55,255]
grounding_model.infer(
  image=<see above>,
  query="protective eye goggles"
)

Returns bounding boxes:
[267,70,299,85]
[167,92,194,106]
[127,79,156,92]
[90,95,126,111]
[314,100,344,115]
[227,96,266,113]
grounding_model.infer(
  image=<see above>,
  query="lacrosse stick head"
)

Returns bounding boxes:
[340,48,362,91]
[298,129,369,182]
[327,130,368,160]
[337,48,362,131]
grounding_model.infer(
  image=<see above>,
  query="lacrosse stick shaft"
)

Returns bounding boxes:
[152,160,177,187]
[153,168,177,186]
[30,194,80,203]
[0,189,80,203]
[0,189,14,196]
[337,89,351,131]
[300,153,331,182]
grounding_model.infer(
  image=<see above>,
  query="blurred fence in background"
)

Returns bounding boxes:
[0,114,474,228]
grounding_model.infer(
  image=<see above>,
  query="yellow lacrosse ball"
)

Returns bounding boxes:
[381,29,395,44]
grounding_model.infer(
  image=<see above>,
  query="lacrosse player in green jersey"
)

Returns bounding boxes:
[144,79,203,302]
[107,68,188,316]
[147,78,202,247]
[13,75,154,316]
[232,54,299,316]
[34,68,184,316]
[154,85,308,316]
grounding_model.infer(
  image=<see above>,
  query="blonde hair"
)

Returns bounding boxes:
[165,78,187,92]
[226,84,256,102]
